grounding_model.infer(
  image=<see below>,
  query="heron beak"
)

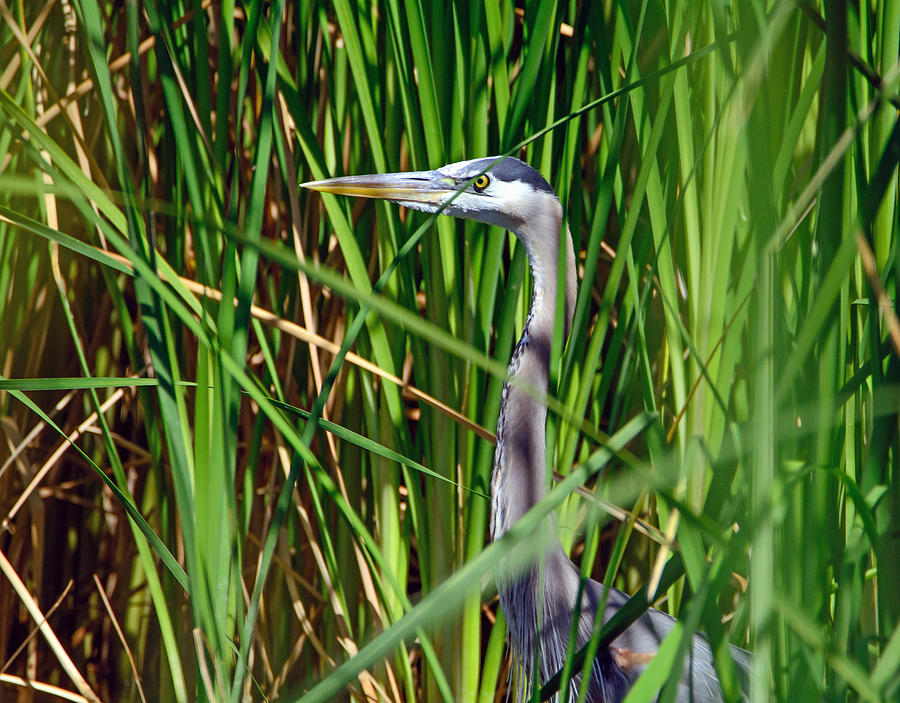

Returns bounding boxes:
[300,170,459,205]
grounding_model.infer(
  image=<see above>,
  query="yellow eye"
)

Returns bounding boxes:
[473,174,490,191]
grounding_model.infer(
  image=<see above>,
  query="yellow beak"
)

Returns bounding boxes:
[300,170,458,205]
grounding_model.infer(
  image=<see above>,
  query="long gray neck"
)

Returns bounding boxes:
[490,200,577,540]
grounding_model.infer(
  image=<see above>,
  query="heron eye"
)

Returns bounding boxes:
[473,174,490,191]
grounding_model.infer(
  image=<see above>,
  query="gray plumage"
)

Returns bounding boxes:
[302,156,750,702]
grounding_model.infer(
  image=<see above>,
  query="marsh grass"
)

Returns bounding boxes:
[0,1,898,702]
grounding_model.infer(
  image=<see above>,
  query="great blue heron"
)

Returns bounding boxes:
[302,156,750,702]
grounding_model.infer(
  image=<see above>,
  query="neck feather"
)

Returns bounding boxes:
[490,201,576,539]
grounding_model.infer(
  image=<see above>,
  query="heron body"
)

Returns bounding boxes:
[302,156,750,702]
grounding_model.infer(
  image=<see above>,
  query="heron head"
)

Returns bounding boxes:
[300,156,561,233]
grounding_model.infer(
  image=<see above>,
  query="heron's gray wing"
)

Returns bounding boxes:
[584,577,750,702]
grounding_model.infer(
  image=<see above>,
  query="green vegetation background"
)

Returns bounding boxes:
[0,1,898,702]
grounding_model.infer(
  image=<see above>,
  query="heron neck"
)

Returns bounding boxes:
[490,206,576,540]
